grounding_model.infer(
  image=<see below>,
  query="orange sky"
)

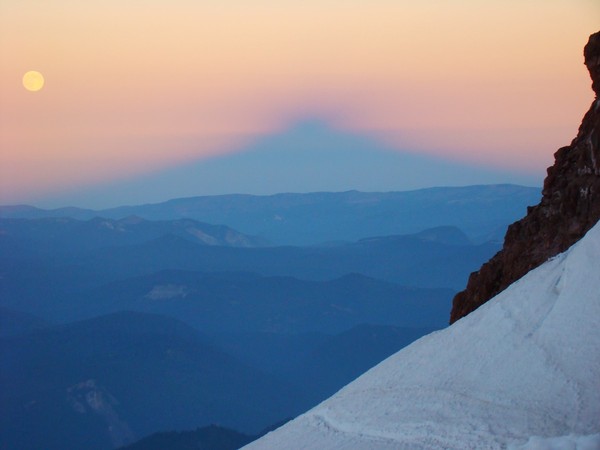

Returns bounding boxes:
[0,0,598,205]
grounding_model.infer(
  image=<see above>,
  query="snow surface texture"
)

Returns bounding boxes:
[245,223,600,449]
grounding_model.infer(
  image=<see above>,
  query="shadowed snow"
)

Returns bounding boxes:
[245,223,600,449]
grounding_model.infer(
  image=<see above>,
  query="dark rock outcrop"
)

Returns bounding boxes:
[450,31,600,324]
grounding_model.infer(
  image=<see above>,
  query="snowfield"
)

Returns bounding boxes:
[245,223,600,449]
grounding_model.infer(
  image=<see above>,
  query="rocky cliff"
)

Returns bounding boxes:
[450,30,600,324]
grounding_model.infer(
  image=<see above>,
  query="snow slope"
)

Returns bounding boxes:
[245,223,600,449]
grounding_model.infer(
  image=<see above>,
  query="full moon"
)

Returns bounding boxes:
[22,71,45,92]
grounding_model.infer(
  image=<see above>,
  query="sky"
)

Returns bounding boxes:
[0,0,598,208]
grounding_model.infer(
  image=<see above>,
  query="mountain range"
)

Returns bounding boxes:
[1,184,540,245]
[51,270,452,333]
[0,183,544,449]
[0,185,524,450]
[0,216,266,254]
[0,311,303,450]
[0,309,439,450]
[0,217,497,325]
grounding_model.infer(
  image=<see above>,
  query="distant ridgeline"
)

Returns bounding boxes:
[451,30,600,323]
[0,185,540,246]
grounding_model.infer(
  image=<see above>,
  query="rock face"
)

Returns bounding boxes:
[450,31,600,324]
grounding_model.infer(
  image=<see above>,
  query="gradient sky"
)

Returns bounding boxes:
[1,0,598,207]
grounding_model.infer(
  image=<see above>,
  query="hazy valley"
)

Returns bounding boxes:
[0,184,537,449]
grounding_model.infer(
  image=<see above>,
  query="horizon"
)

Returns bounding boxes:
[14,120,544,209]
[1,1,598,208]
[2,182,541,211]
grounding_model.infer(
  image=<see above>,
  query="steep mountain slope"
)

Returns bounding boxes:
[451,31,600,322]
[245,221,600,449]
[284,325,437,405]
[211,324,437,409]
[0,185,540,245]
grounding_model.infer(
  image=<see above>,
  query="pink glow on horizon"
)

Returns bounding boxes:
[1,0,598,204]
